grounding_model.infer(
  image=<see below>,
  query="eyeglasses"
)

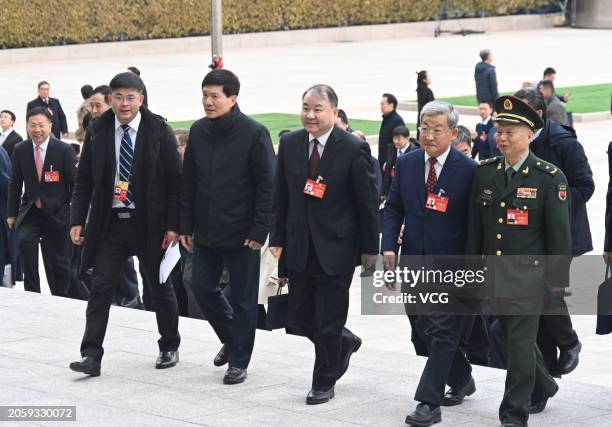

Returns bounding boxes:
[112,95,139,103]
[418,126,447,137]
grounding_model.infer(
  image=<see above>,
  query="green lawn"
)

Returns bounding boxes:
[421,83,612,114]
[170,113,416,143]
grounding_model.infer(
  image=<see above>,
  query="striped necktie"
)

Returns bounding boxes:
[119,124,135,206]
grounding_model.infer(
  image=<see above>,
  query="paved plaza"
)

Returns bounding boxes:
[1,25,612,426]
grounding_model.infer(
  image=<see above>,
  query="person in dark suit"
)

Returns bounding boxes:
[68,72,181,377]
[179,69,275,385]
[270,84,379,405]
[416,70,435,139]
[474,49,499,105]
[0,145,11,286]
[382,101,478,426]
[26,81,68,139]
[381,125,418,200]
[7,107,75,295]
[1,110,24,156]
[378,93,405,172]
[466,96,570,427]
[472,101,494,160]
[515,87,590,387]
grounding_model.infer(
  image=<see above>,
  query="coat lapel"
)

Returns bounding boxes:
[296,130,308,186]
[492,158,506,196]
[315,126,342,180]
[415,150,426,206]
[435,147,460,195]
[24,140,39,186]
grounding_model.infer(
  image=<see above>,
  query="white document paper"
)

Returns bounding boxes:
[159,243,181,284]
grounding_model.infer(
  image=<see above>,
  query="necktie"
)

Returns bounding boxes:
[309,139,320,178]
[426,157,437,194]
[119,124,135,206]
[35,145,43,208]
[505,168,516,186]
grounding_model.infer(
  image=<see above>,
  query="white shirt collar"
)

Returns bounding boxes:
[398,144,410,155]
[1,127,13,137]
[35,136,50,151]
[480,116,491,126]
[115,111,141,133]
[424,144,451,166]
[532,128,543,141]
[309,126,334,148]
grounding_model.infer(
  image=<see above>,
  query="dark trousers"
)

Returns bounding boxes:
[414,313,473,406]
[191,243,260,369]
[80,216,180,362]
[498,313,557,425]
[18,208,70,295]
[537,302,578,373]
[288,246,353,390]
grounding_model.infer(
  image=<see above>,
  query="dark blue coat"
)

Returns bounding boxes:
[472,117,494,160]
[382,147,476,255]
[604,141,612,251]
[530,119,594,256]
[474,62,499,104]
[0,147,11,274]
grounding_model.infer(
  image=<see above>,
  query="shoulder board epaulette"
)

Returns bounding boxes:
[478,156,501,167]
[533,160,558,176]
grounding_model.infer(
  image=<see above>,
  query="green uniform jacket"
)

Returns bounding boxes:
[466,151,572,300]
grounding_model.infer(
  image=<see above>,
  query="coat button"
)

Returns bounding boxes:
[496,234,502,240]
[496,250,502,256]
[500,202,506,208]
[498,218,503,223]
[523,205,528,210]
[534,260,539,266]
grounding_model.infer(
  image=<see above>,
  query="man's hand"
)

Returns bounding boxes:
[6,217,16,230]
[278,277,288,287]
[162,231,179,250]
[603,251,612,265]
[70,225,84,245]
[180,234,193,252]
[562,92,572,102]
[383,251,397,290]
[397,225,405,245]
[361,253,377,269]
[269,246,283,259]
[382,162,387,173]
[244,239,262,251]
[383,251,396,272]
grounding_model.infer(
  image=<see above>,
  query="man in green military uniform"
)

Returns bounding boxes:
[466,95,572,427]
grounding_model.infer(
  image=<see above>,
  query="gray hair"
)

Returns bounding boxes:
[453,125,472,146]
[420,101,459,129]
[479,49,490,61]
[302,84,338,108]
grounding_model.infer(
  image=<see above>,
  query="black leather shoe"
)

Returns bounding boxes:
[405,403,441,426]
[214,344,228,367]
[306,387,335,405]
[223,367,247,384]
[155,351,179,369]
[441,376,476,406]
[528,397,548,414]
[69,357,101,376]
[558,340,581,375]
[337,335,362,380]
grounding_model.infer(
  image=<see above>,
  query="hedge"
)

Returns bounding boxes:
[0,0,555,49]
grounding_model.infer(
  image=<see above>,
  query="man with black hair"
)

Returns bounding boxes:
[378,93,405,172]
[381,125,417,199]
[69,72,181,376]
[514,87,593,411]
[7,107,75,295]
[271,84,378,405]
[180,69,275,385]
[538,81,569,126]
[0,110,23,156]
[542,67,572,103]
[26,81,68,139]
